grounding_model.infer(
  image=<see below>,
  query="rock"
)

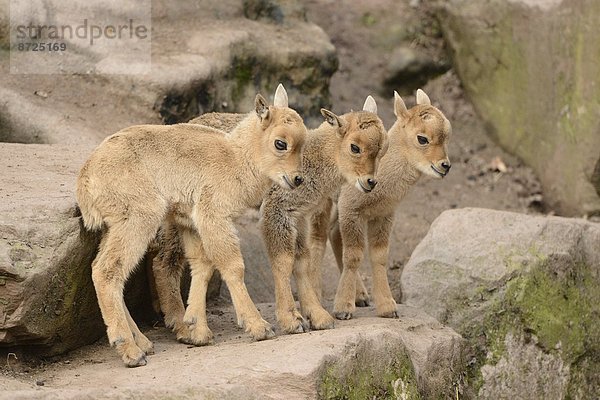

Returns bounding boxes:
[243,0,307,24]
[0,144,159,355]
[434,0,600,216]
[1,304,466,399]
[382,46,450,94]
[0,0,336,145]
[401,208,600,398]
[478,333,570,400]
[0,144,100,353]
[0,0,8,49]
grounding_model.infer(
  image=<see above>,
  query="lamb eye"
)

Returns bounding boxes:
[417,135,429,145]
[350,144,361,154]
[275,139,287,151]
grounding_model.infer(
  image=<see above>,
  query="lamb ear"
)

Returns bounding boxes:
[362,95,377,114]
[416,89,431,105]
[320,108,347,136]
[273,83,288,108]
[394,91,408,118]
[321,108,340,127]
[255,94,269,120]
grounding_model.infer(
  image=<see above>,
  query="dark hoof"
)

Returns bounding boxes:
[355,299,370,307]
[315,320,335,330]
[380,310,399,319]
[334,312,353,320]
[177,336,195,345]
[126,354,147,368]
[257,327,276,341]
[293,317,310,334]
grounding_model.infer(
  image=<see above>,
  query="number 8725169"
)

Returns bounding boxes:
[16,42,67,51]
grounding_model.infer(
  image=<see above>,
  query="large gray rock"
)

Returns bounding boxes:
[0,144,161,354]
[434,0,600,216]
[0,144,102,353]
[382,46,450,94]
[0,0,336,145]
[1,304,465,399]
[402,208,600,398]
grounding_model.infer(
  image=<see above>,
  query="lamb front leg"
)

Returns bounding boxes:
[332,212,366,320]
[367,215,398,318]
[294,216,335,330]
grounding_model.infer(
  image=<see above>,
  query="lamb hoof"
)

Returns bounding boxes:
[294,318,310,333]
[379,310,399,319]
[334,312,353,320]
[125,354,147,368]
[355,299,370,307]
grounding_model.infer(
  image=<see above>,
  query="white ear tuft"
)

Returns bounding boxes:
[362,95,377,114]
[273,83,289,108]
[394,91,408,117]
[416,89,431,105]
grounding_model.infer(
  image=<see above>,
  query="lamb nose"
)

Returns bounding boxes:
[441,161,451,171]
[367,178,377,189]
[294,176,304,187]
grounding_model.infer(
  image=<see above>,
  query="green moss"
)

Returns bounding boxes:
[318,348,420,400]
[460,257,599,394]
[511,265,593,360]
[361,12,377,27]
[234,62,253,88]
[229,57,255,105]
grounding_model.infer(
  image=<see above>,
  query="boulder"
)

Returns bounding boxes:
[0,0,336,145]
[402,208,600,398]
[243,0,307,24]
[382,46,450,95]
[434,0,600,216]
[0,144,101,353]
[1,304,465,400]
[0,144,162,355]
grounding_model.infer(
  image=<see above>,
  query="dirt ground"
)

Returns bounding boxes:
[1,0,548,392]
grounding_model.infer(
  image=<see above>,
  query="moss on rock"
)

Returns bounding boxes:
[436,0,600,215]
[317,341,420,400]
[460,257,599,398]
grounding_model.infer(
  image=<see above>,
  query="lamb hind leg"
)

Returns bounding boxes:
[124,299,154,354]
[92,219,159,367]
[330,212,370,307]
[180,229,215,346]
[152,223,189,341]
[367,215,398,318]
